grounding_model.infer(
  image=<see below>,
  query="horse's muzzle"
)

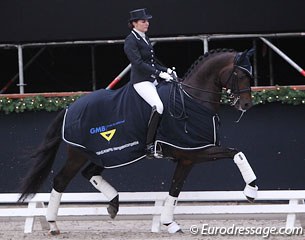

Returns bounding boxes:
[236,99,253,111]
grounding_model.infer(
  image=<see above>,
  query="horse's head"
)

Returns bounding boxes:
[220,49,254,112]
[181,49,254,114]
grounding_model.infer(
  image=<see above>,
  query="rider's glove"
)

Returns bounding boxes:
[159,71,173,82]
[167,68,177,78]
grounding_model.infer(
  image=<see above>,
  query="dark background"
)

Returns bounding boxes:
[1,103,305,193]
[1,0,305,94]
[1,0,305,43]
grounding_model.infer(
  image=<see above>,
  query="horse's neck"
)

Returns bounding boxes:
[182,53,235,112]
[183,74,222,113]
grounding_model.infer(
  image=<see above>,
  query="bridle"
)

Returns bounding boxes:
[174,63,253,107]
[223,65,253,106]
[168,52,253,123]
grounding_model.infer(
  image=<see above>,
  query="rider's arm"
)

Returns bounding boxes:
[124,35,167,76]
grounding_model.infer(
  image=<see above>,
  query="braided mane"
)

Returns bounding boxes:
[183,48,235,80]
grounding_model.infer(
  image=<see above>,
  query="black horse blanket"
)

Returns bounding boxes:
[63,82,219,168]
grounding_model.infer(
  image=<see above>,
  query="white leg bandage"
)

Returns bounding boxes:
[160,195,178,224]
[244,184,258,199]
[46,189,62,222]
[234,152,256,184]
[167,222,181,234]
[90,175,118,201]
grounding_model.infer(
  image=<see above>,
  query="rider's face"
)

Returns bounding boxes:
[133,20,149,33]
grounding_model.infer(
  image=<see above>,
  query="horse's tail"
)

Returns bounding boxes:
[18,109,66,202]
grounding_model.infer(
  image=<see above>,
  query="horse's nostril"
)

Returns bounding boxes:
[244,101,253,109]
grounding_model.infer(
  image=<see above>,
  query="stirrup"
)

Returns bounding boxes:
[146,144,155,159]
[154,142,163,158]
[154,151,163,159]
[146,144,163,159]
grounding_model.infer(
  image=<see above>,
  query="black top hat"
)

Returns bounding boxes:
[129,8,152,22]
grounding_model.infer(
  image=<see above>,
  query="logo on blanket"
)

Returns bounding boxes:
[89,120,125,142]
[100,129,116,141]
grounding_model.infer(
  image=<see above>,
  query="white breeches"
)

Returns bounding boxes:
[133,81,164,114]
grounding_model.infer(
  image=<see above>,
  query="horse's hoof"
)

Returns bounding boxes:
[165,221,182,234]
[48,230,60,235]
[48,221,60,235]
[246,196,255,203]
[107,205,118,219]
[107,195,119,219]
[243,184,258,202]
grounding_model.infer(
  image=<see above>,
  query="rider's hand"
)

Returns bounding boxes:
[159,71,173,82]
[167,68,177,78]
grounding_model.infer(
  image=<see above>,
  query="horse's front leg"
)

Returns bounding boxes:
[233,151,258,202]
[161,159,193,233]
[199,146,258,202]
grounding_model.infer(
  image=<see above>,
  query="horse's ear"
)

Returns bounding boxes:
[236,48,255,64]
[235,48,254,77]
[246,48,255,58]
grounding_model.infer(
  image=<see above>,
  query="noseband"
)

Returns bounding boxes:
[224,65,253,106]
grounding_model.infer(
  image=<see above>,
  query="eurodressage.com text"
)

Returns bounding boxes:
[189,224,303,238]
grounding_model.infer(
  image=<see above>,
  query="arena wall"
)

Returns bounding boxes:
[1,103,305,193]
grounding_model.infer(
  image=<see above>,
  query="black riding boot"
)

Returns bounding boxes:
[146,106,162,159]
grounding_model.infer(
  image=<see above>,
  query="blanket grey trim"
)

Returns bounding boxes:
[62,109,86,149]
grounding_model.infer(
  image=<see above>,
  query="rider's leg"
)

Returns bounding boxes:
[133,81,163,158]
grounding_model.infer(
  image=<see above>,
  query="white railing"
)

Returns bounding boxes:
[1,190,305,233]
[1,32,304,93]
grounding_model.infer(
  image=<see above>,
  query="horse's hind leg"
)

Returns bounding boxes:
[81,163,119,219]
[47,146,88,235]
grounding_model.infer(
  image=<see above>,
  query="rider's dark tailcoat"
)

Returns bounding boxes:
[124,30,167,83]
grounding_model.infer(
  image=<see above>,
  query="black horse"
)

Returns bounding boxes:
[18,49,257,234]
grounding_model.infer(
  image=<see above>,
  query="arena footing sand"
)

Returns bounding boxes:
[0,219,304,240]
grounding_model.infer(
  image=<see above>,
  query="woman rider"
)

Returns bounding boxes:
[124,8,175,158]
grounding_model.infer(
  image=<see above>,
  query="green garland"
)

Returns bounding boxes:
[1,87,305,114]
[222,86,305,106]
[0,95,83,114]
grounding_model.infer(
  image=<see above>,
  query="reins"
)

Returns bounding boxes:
[167,50,254,123]
[168,81,189,133]
[170,64,251,107]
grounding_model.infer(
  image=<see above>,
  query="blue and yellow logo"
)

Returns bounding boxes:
[89,120,125,142]
[100,129,116,142]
